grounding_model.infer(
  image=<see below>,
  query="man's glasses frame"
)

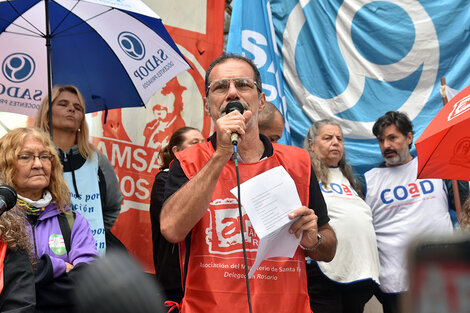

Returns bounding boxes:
[207,77,261,96]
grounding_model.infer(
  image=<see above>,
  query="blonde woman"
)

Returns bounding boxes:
[35,85,123,255]
[0,127,98,312]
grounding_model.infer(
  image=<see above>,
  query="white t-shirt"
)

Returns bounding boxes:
[317,167,380,284]
[364,157,453,293]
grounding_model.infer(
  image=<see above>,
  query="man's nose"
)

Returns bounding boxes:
[225,81,240,100]
[383,139,393,149]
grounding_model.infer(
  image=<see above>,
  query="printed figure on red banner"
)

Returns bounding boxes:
[81,0,225,275]
[143,78,186,149]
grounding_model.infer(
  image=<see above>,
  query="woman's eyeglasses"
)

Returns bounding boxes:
[17,154,53,163]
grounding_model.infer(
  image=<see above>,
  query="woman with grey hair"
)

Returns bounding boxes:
[303,119,380,313]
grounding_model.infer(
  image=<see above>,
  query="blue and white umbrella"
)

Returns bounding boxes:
[0,0,190,117]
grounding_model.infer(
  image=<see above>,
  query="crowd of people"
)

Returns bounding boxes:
[0,52,468,313]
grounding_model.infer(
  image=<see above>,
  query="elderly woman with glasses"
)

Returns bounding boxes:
[0,127,98,312]
[304,119,380,313]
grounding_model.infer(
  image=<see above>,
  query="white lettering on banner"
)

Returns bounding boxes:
[104,141,160,173]
[282,0,439,138]
[241,30,278,102]
[132,148,147,172]
[120,175,150,200]
[242,30,268,67]
[112,144,132,168]
[94,139,159,206]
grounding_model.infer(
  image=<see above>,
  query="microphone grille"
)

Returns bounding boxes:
[0,185,17,210]
[225,101,245,115]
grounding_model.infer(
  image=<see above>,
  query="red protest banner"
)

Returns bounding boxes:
[89,0,225,272]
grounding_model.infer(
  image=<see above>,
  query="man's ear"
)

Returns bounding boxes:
[172,145,179,154]
[407,131,413,146]
[203,97,210,116]
[258,92,266,113]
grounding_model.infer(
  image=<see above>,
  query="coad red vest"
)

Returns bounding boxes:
[176,142,312,313]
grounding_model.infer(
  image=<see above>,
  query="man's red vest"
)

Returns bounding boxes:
[175,141,312,313]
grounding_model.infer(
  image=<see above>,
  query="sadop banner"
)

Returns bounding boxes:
[227,0,470,174]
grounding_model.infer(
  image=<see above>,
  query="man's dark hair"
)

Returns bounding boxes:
[204,53,262,96]
[372,111,414,148]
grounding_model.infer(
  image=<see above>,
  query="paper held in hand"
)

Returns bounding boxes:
[230,165,302,278]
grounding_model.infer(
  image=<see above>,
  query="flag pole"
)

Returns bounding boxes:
[440,77,462,223]
[45,0,53,139]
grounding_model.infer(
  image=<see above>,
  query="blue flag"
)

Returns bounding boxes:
[227,0,292,144]
[227,0,470,174]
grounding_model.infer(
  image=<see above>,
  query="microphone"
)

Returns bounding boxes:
[225,101,245,145]
[0,185,17,217]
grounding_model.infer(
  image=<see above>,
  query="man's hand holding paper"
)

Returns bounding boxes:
[230,165,315,277]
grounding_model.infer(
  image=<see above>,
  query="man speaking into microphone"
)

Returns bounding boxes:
[160,54,336,313]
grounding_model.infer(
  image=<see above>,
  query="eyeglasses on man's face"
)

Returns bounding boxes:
[207,78,260,96]
[17,154,53,164]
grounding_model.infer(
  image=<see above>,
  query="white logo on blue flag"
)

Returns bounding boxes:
[228,0,470,173]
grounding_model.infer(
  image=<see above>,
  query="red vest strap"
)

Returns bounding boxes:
[0,241,8,294]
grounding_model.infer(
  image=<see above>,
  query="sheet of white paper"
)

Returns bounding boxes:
[230,165,302,277]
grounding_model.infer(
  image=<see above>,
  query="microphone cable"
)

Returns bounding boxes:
[233,144,253,313]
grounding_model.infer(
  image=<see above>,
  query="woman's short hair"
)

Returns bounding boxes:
[35,85,95,159]
[0,127,71,210]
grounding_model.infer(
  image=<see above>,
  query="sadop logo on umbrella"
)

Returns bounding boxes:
[118,32,146,60]
[2,53,36,83]
[0,0,190,117]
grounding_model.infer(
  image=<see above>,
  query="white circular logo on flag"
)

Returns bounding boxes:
[281,0,439,139]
